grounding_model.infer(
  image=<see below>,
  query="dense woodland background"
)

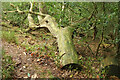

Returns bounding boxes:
[1,2,120,79]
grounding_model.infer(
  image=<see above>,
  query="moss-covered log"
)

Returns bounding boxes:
[4,2,92,70]
[38,15,80,68]
[57,27,78,67]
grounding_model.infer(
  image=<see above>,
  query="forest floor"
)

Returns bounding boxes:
[1,25,118,79]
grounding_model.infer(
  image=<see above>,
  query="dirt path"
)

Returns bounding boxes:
[2,41,63,78]
[2,40,86,79]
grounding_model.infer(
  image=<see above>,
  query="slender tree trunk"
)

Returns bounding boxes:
[92,3,98,40]
[93,24,97,40]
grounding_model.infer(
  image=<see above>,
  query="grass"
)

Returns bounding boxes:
[2,48,15,78]
[1,31,18,45]
[47,70,54,78]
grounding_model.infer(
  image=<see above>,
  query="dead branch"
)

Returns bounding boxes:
[3,3,48,17]
[3,3,60,37]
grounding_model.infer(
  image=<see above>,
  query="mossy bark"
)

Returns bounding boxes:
[57,27,78,66]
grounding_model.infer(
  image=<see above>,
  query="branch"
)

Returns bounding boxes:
[25,2,39,32]
[30,2,33,12]
[3,3,48,17]
[38,2,43,23]
[68,6,82,15]
[28,2,59,37]
[38,15,59,37]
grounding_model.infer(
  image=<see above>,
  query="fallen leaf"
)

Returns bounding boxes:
[37,59,41,62]
[37,48,40,50]
[31,73,38,80]
[23,52,27,55]
[19,67,23,72]
[29,41,34,45]
[70,74,73,78]
[24,76,28,78]
[31,53,34,57]
[25,49,27,52]
[96,75,99,78]
[23,66,26,69]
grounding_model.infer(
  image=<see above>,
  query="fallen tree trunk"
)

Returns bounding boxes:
[57,27,78,67]
[4,2,80,69]
[3,2,94,70]
[38,15,80,69]
[101,55,120,78]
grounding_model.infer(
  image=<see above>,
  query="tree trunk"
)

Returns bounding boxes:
[57,27,78,67]
[39,16,80,69]
[4,2,81,70]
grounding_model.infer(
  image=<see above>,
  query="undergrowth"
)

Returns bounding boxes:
[2,31,18,45]
[2,48,15,79]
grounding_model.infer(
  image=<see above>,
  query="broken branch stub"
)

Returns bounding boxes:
[57,27,80,68]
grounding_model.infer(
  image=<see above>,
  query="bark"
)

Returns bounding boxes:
[57,27,78,66]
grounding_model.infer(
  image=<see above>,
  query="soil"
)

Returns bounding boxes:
[2,38,63,78]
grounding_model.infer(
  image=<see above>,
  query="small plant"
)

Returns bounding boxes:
[47,70,54,78]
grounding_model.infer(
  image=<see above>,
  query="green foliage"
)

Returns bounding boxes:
[2,31,18,45]
[2,2,118,41]
[2,2,30,27]
[2,48,15,78]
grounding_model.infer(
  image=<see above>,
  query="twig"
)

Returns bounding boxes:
[96,31,104,56]
[81,42,94,56]
[85,42,94,55]
[87,44,94,55]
